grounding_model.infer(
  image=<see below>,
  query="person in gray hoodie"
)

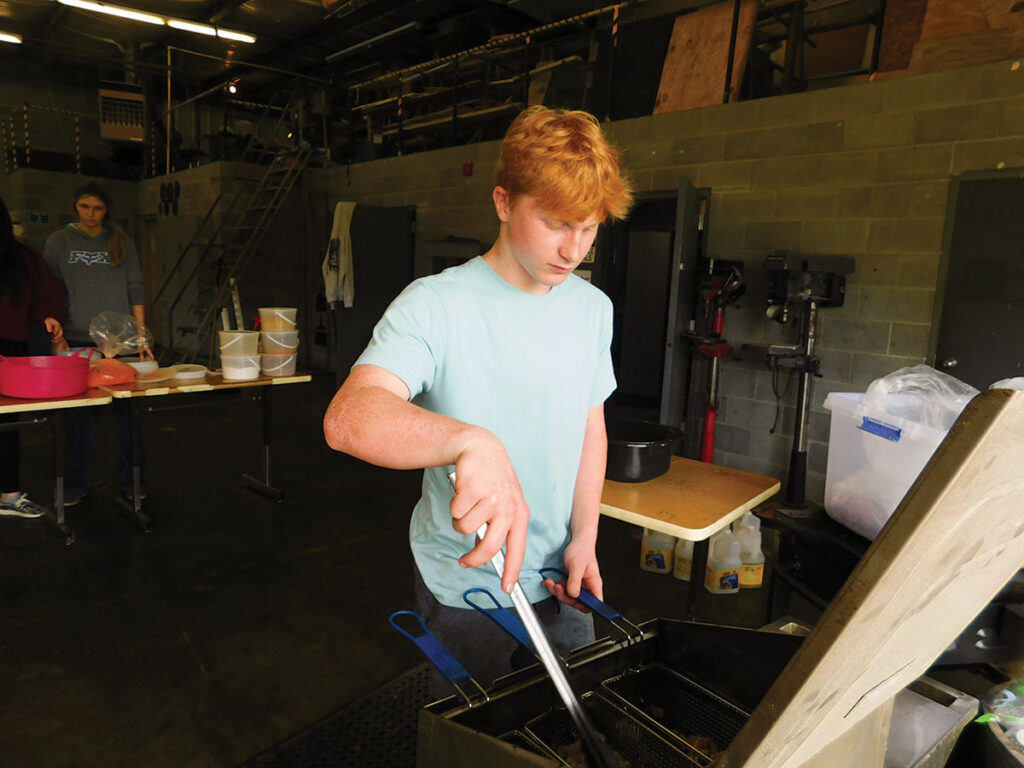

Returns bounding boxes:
[45,182,153,506]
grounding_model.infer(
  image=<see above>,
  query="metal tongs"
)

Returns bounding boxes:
[448,472,619,768]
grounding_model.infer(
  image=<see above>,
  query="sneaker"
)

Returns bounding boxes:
[64,488,89,507]
[0,493,47,519]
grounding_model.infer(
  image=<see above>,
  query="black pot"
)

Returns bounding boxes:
[605,417,683,483]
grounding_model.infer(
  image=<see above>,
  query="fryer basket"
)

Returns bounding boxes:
[601,663,749,764]
[524,691,703,768]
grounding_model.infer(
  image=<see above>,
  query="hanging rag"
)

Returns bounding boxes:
[322,201,356,308]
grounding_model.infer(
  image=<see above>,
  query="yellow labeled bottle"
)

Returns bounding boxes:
[640,528,675,574]
[737,526,765,588]
[672,539,694,581]
[704,532,741,594]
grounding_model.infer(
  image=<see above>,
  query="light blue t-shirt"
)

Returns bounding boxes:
[354,256,616,608]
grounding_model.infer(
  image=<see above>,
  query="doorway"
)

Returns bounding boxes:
[929,169,1024,389]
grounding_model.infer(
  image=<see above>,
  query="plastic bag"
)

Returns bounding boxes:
[977,680,1024,750]
[88,311,154,359]
[863,364,979,431]
[87,358,137,387]
[991,377,1024,391]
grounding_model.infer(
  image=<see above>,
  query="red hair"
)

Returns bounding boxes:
[496,107,633,223]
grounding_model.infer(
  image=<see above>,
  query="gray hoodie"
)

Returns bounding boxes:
[44,224,145,343]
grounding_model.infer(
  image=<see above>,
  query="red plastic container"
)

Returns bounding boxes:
[0,350,91,399]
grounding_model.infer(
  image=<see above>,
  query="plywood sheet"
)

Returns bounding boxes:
[654,0,758,114]
[919,0,992,40]
[722,389,1024,768]
[876,0,928,72]
[910,28,1019,72]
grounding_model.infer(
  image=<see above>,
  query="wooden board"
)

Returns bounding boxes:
[0,389,112,414]
[723,389,1024,767]
[876,0,928,72]
[600,456,780,540]
[653,0,758,114]
[919,0,992,40]
[909,27,1020,72]
[100,372,311,398]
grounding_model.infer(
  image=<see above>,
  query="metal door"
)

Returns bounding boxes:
[332,204,416,385]
[930,169,1024,389]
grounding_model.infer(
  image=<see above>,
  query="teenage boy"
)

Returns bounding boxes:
[324,106,633,691]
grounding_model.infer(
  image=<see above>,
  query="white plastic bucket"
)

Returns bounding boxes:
[222,354,261,381]
[259,307,297,332]
[261,331,299,354]
[260,352,297,377]
[219,330,259,356]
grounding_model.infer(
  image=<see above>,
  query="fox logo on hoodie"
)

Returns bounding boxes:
[68,250,111,265]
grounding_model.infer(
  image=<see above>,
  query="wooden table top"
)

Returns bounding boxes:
[100,372,312,398]
[600,455,780,541]
[0,388,112,414]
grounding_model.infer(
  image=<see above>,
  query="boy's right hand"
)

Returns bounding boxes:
[449,433,529,594]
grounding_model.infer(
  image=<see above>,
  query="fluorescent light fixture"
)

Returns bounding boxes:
[57,0,164,25]
[216,28,256,43]
[168,19,216,36]
[56,0,257,43]
[0,32,22,44]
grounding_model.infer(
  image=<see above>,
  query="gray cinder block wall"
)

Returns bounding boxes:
[313,58,1024,503]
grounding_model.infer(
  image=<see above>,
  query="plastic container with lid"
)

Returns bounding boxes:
[219,330,259,356]
[258,307,297,332]
[261,331,299,354]
[823,392,949,540]
[221,354,261,381]
[260,352,297,378]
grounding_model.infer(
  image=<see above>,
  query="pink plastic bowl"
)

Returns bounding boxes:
[0,350,91,399]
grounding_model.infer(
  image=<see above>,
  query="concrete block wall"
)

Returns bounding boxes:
[311,57,1024,505]
[3,169,138,255]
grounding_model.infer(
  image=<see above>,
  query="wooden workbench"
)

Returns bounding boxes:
[600,455,780,541]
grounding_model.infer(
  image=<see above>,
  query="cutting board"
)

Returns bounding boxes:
[722,388,1024,768]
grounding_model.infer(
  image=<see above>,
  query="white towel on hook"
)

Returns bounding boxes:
[322,201,356,308]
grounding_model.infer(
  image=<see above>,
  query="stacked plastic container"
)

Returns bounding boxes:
[258,307,299,377]
[218,330,260,380]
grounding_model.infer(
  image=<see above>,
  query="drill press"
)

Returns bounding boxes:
[762,252,855,509]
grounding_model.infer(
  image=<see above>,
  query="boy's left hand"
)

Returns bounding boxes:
[542,540,602,612]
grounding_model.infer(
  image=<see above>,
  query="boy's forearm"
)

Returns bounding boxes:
[569,405,608,548]
[324,374,485,470]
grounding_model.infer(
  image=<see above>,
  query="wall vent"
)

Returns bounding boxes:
[99,81,145,142]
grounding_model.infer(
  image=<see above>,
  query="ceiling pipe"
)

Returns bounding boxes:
[348,0,641,90]
[324,20,423,64]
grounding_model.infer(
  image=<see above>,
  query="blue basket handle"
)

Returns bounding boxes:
[539,568,644,642]
[388,610,489,706]
[462,588,536,654]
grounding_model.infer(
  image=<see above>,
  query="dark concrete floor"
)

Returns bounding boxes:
[0,373,776,768]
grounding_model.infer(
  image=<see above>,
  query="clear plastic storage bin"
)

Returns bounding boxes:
[823,392,948,540]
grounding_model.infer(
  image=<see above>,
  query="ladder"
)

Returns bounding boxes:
[154,90,317,364]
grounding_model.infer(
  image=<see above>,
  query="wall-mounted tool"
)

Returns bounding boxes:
[684,262,745,462]
[759,251,855,510]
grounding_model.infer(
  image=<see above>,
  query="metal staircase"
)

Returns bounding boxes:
[154,91,316,364]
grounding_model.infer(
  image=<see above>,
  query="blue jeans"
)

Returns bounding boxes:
[66,396,145,493]
[413,566,595,700]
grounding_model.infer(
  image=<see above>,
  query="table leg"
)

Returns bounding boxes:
[687,539,710,620]
[115,398,151,532]
[241,385,283,501]
[51,411,76,545]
